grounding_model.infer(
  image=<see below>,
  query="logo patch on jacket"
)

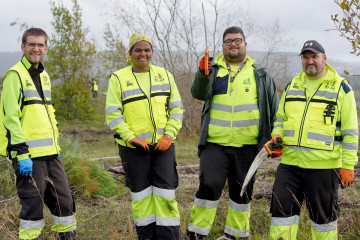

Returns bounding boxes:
[25,79,32,87]
[155,73,164,82]
[325,81,336,90]
[43,75,50,86]
[243,78,251,85]
[293,83,299,89]
[126,80,133,87]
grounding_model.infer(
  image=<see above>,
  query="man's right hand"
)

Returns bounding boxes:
[199,56,213,75]
[129,137,153,152]
[19,158,33,177]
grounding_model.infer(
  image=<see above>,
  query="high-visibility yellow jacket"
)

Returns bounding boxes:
[105,65,183,147]
[272,63,359,170]
[91,81,98,91]
[0,56,60,160]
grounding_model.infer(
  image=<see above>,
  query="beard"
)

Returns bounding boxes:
[224,51,246,64]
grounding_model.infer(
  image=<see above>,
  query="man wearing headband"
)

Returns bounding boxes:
[105,34,184,240]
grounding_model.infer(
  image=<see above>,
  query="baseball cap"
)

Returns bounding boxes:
[299,40,325,55]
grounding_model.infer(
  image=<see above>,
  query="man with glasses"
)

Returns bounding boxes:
[186,26,279,240]
[0,28,76,239]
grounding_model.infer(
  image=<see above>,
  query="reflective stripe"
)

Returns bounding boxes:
[169,100,183,109]
[287,145,316,151]
[229,199,250,212]
[224,225,249,238]
[193,198,219,209]
[343,142,359,150]
[20,219,45,229]
[43,90,51,98]
[334,141,342,146]
[134,213,156,226]
[342,129,359,137]
[105,106,121,115]
[271,216,299,226]
[211,103,232,113]
[107,116,125,129]
[26,138,53,148]
[210,118,231,127]
[232,119,259,127]
[122,88,144,99]
[276,117,284,122]
[131,186,152,201]
[314,90,338,99]
[284,130,294,137]
[136,131,152,140]
[188,222,211,235]
[53,215,76,226]
[151,83,170,91]
[311,220,337,232]
[153,186,175,199]
[23,89,40,98]
[274,124,283,129]
[234,104,258,112]
[169,112,183,121]
[156,216,180,226]
[287,90,305,96]
[308,132,333,143]
[158,128,165,135]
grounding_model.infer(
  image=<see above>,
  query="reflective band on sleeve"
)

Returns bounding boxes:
[211,103,232,113]
[105,106,122,115]
[308,132,333,143]
[193,198,219,209]
[122,88,144,99]
[188,222,211,235]
[136,131,152,140]
[210,118,231,127]
[153,186,175,199]
[23,89,40,98]
[131,186,153,201]
[107,116,125,129]
[53,215,76,226]
[20,219,45,229]
[342,129,359,137]
[229,199,250,212]
[287,90,305,96]
[224,225,249,238]
[310,220,337,232]
[284,130,295,137]
[271,216,299,226]
[343,142,359,150]
[169,112,183,121]
[274,124,283,129]
[234,104,258,113]
[276,117,284,122]
[232,119,259,127]
[26,138,53,148]
[158,128,165,135]
[43,90,51,98]
[134,213,156,226]
[156,216,180,226]
[169,100,183,109]
[314,90,338,99]
[151,83,170,91]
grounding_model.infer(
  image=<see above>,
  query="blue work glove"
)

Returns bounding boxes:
[19,158,33,177]
[58,155,62,163]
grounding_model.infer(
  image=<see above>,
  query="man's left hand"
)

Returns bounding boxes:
[339,168,354,188]
[155,135,172,152]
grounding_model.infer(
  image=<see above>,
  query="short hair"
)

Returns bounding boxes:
[223,26,245,41]
[22,28,49,44]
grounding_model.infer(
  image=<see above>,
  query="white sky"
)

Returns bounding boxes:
[1,0,360,63]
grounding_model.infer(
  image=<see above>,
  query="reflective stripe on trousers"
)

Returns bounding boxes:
[224,199,250,238]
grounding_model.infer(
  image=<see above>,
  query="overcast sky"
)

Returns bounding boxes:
[1,0,360,63]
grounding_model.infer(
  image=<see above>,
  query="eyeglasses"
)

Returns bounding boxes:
[24,42,46,49]
[223,38,244,46]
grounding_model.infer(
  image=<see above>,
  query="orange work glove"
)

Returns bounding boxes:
[199,56,213,76]
[265,134,283,158]
[154,135,173,152]
[129,137,153,152]
[339,168,354,188]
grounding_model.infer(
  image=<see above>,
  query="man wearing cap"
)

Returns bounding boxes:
[105,33,183,240]
[269,40,359,239]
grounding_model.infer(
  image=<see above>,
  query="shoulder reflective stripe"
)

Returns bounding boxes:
[188,222,211,235]
[274,124,283,129]
[131,186,152,201]
[233,119,259,127]
[287,90,305,96]
[224,225,249,238]
[169,112,183,121]
[210,118,231,127]
[43,90,51,98]
[105,106,121,115]
[285,97,306,102]
[27,138,53,148]
[229,199,250,212]
[153,186,175,199]
[211,103,232,113]
[343,142,359,150]
[169,100,183,109]
[122,95,147,105]
[287,145,316,151]
[308,132,333,143]
[134,213,156,226]
[136,131,152,140]
[20,219,45,229]
[284,130,295,137]
[156,216,180,226]
[122,89,143,99]
[52,215,76,226]
[271,216,299,226]
[107,116,125,129]
[23,89,40,98]
[151,83,170,91]
[158,128,165,135]
[193,198,219,209]
[310,220,337,232]
[234,104,258,113]
[151,92,170,97]
[314,90,338,99]
[342,129,359,137]
[276,117,284,122]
